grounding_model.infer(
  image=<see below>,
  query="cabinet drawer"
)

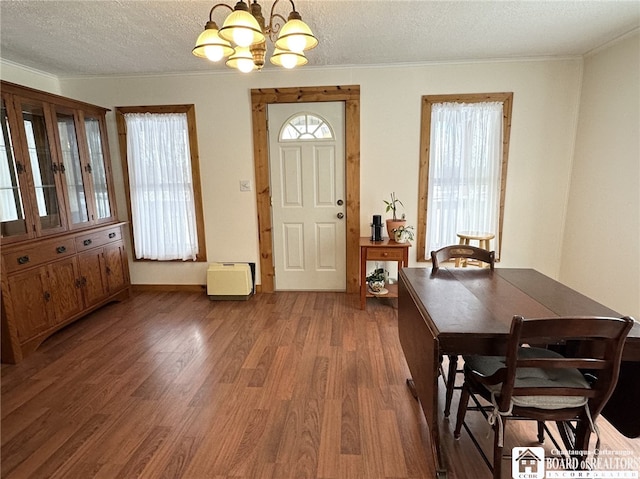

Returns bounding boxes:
[3,237,77,274]
[365,247,405,261]
[75,227,122,251]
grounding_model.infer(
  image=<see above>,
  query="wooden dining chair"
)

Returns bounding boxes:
[453,315,634,479]
[430,245,496,417]
[431,248,496,273]
[431,245,495,273]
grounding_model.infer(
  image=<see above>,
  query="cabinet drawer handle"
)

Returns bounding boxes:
[17,255,30,265]
[382,252,388,257]
[56,246,67,254]
[83,239,92,246]
[108,232,116,239]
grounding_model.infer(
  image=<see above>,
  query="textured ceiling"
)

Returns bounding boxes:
[1,0,639,77]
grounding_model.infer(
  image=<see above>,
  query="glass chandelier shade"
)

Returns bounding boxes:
[193,0,318,72]
[192,21,235,62]
[219,6,265,47]
[270,48,307,69]
[274,18,318,53]
[226,46,256,72]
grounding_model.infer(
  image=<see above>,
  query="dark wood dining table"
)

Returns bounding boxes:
[397,267,640,478]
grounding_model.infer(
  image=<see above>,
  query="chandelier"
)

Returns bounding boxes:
[193,0,318,72]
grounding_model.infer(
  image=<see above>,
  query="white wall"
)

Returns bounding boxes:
[0,60,61,94]
[560,32,640,319]
[2,58,584,287]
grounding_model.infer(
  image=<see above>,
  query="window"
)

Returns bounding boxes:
[115,105,206,261]
[417,93,513,262]
[280,112,333,140]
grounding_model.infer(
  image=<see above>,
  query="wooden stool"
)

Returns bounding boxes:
[455,231,495,267]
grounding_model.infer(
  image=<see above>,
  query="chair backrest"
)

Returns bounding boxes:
[431,245,495,273]
[497,315,635,417]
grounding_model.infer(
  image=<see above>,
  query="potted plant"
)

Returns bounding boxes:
[393,225,414,244]
[365,267,387,293]
[384,192,406,238]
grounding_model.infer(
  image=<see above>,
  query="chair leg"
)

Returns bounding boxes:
[573,416,592,453]
[454,381,470,439]
[537,421,545,443]
[492,417,505,479]
[444,354,458,417]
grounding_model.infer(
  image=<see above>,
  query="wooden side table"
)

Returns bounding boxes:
[455,231,495,267]
[360,237,410,310]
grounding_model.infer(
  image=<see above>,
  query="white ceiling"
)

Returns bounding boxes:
[1,0,639,77]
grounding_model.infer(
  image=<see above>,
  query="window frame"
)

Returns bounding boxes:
[115,104,207,262]
[416,92,513,262]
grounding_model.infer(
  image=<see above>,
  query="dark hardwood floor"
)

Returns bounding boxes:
[2,291,638,478]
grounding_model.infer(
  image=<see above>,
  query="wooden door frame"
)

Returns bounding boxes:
[251,85,360,293]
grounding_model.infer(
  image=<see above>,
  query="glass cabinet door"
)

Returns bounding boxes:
[0,95,30,239]
[55,110,89,226]
[19,99,65,234]
[83,115,112,221]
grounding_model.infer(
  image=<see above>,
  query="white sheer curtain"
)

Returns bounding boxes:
[426,102,503,256]
[124,112,198,261]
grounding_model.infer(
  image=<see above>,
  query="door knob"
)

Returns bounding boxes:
[337,212,344,219]
[337,199,344,206]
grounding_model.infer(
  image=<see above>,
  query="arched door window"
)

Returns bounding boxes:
[279,113,334,141]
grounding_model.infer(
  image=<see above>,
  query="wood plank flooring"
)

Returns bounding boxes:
[2,291,638,478]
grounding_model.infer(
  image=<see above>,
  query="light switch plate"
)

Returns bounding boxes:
[240,180,251,192]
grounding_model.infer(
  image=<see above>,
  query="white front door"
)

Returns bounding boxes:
[268,102,346,291]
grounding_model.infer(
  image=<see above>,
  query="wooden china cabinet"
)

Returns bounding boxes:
[0,81,131,363]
